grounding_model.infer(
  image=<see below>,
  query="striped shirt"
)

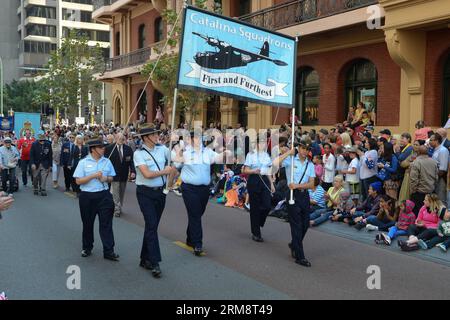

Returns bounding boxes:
[309,185,326,209]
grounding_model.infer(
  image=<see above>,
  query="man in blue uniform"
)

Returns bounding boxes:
[134,124,176,278]
[73,137,119,261]
[173,131,229,256]
[273,139,315,267]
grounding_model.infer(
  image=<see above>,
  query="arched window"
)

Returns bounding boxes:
[296,67,319,125]
[154,17,164,43]
[345,59,377,123]
[443,54,450,124]
[138,24,146,49]
[137,89,147,117]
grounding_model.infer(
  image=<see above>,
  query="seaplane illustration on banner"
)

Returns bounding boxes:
[192,32,288,70]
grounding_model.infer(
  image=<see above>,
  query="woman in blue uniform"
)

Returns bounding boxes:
[242,137,274,242]
[134,124,177,278]
[273,139,315,267]
[73,137,119,261]
[174,131,229,256]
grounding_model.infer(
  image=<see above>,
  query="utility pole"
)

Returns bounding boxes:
[102,82,105,124]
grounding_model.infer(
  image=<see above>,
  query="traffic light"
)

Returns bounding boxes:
[94,106,100,115]
[84,106,90,116]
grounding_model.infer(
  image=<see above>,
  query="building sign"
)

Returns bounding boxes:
[177,6,297,108]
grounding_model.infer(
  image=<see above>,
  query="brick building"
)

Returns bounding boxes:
[93,0,450,134]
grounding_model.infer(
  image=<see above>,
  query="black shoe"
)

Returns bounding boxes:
[193,247,203,256]
[65,188,70,192]
[41,191,47,196]
[295,259,312,267]
[104,253,120,261]
[81,250,92,257]
[252,235,264,242]
[151,264,162,278]
[33,190,38,195]
[139,260,152,270]
[355,222,365,231]
[398,240,405,247]
[348,220,356,226]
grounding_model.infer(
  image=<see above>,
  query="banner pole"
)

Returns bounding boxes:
[164,87,178,194]
[289,109,295,205]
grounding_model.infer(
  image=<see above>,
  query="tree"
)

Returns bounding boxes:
[142,0,221,128]
[3,80,46,113]
[39,30,105,119]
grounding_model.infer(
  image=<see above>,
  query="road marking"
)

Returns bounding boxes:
[173,241,206,256]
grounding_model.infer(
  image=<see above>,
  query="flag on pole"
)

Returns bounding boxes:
[177,6,297,109]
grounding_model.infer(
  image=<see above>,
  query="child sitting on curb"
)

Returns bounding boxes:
[376,200,416,245]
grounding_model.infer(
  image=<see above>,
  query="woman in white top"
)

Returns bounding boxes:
[242,137,275,242]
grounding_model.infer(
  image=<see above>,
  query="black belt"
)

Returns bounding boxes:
[137,185,164,191]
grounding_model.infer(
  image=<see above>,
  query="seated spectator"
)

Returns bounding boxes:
[310,175,345,226]
[399,193,444,250]
[308,177,326,211]
[376,200,416,245]
[345,181,382,226]
[417,209,450,251]
[330,191,355,222]
[357,195,397,232]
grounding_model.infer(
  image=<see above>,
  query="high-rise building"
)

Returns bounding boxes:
[18,0,111,78]
[0,1,21,84]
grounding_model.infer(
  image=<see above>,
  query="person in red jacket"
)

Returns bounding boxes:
[17,129,36,187]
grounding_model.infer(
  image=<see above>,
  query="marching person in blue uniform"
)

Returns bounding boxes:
[273,138,315,267]
[133,124,176,278]
[173,131,230,256]
[242,137,274,242]
[73,137,119,261]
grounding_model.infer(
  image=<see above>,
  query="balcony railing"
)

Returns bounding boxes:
[93,0,118,11]
[105,42,165,72]
[240,0,378,30]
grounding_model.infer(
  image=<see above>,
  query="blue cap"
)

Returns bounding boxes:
[370,181,383,193]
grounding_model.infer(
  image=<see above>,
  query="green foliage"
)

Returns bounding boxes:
[3,80,46,113]
[40,30,105,118]
[141,0,218,127]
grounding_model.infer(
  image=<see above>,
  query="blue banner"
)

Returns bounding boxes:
[0,116,14,131]
[14,112,41,138]
[177,6,297,108]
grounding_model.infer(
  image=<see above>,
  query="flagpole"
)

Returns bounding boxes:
[289,108,295,205]
[164,87,178,194]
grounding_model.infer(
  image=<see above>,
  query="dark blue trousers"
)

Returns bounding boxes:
[287,190,311,260]
[79,190,115,255]
[181,183,210,249]
[136,186,166,264]
[247,175,271,237]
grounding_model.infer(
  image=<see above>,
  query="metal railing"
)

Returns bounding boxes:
[93,0,118,11]
[240,0,378,30]
[105,42,165,71]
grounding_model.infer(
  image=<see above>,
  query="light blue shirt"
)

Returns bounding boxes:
[180,146,218,186]
[134,144,170,188]
[244,151,272,175]
[0,146,19,168]
[282,155,315,185]
[432,144,449,172]
[73,154,116,192]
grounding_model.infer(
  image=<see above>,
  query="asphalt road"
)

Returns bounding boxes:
[1,177,449,300]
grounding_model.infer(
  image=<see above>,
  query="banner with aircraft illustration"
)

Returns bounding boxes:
[177,6,297,108]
